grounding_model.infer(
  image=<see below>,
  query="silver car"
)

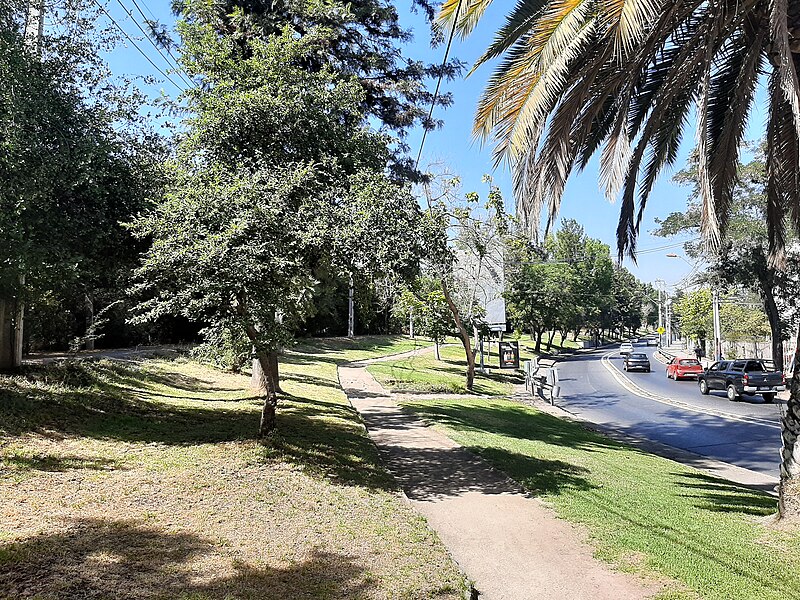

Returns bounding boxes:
[624,353,651,372]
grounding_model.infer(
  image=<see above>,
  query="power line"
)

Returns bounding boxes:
[636,238,701,255]
[113,0,193,89]
[126,0,193,88]
[415,5,462,169]
[89,0,187,92]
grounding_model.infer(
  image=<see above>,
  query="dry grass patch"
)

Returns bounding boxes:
[1,338,464,599]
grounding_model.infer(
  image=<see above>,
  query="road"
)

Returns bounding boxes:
[553,342,784,480]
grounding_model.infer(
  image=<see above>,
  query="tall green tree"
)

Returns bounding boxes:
[132,14,424,435]
[172,0,462,179]
[655,150,799,370]
[1,0,161,365]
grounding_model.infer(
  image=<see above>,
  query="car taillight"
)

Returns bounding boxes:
[782,372,786,384]
[743,374,749,385]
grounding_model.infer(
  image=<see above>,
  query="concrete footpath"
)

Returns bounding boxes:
[339,352,661,600]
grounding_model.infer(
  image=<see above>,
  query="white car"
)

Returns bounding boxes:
[619,343,634,355]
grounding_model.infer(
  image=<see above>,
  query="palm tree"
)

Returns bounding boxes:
[438,0,800,517]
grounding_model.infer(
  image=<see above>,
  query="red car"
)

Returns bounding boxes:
[666,357,703,380]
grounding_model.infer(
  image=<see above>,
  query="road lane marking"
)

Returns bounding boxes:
[600,351,780,430]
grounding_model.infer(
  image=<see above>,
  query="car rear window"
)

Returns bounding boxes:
[629,353,647,359]
[679,359,700,366]
[745,361,765,372]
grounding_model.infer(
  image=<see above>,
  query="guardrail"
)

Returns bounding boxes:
[523,360,560,405]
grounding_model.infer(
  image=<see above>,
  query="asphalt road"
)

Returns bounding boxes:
[553,342,784,479]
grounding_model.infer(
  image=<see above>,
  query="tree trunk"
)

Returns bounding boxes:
[13,274,24,367]
[763,287,784,370]
[547,330,556,349]
[347,272,355,338]
[440,278,475,391]
[252,351,269,391]
[0,300,13,370]
[534,328,543,354]
[235,294,280,436]
[269,351,282,394]
[434,340,441,360]
[779,326,800,519]
[252,351,277,437]
[85,292,95,351]
[572,329,580,342]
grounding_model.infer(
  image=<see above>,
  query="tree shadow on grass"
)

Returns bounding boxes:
[0,453,122,473]
[262,398,397,491]
[1,361,398,491]
[673,471,777,516]
[279,371,342,391]
[0,377,261,445]
[470,445,596,497]
[0,518,371,600]
[407,400,622,453]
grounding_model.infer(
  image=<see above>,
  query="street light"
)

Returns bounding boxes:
[665,298,673,345]
[654,279,665,345]
[666,252,722,360]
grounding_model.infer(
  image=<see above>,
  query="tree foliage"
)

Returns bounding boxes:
[132,10,426,433]
[174,0,463,179]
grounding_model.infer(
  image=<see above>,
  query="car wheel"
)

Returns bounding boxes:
[726,384,740,402]
[763,393,775,403]
[646,368,651,373]
[699,379,709,395]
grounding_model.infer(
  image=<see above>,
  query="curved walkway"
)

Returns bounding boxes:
[339,352,661,600]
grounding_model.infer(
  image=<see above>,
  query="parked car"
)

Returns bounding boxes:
[666,357,703,380]
[697,359,786,402]
[624,352,651,372]
[619,342,634,356]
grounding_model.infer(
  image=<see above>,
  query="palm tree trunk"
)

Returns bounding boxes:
[779,325,800,518]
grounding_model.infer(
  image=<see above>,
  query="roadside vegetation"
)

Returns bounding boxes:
[402,396,799,600]
[0,337,465,600]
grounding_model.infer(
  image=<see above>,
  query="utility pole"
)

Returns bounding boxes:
[712,289,722,361]
[347,272,355,338]
[665,299,672,346]
[655,279,665,345]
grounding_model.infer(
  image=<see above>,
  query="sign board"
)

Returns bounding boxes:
[657,327,665,335]
[498,341,520,369]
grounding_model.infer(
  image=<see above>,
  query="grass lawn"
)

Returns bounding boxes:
[367,343,525,396]
[0,336,465,600]
[401,397,800,600]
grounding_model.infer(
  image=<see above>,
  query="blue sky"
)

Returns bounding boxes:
[73,0,768,289]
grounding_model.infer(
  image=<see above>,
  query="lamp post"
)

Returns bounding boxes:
[654,279,665,345]
[666,298,673,345]
[666,253,721,359]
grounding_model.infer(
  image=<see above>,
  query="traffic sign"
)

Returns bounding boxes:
[657,327,665,335]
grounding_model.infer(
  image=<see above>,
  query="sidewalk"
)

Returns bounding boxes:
[339,354,661,600]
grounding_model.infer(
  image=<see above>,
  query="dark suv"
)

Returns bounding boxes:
[697,359,786,402]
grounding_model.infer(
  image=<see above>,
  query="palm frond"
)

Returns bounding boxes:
[770,0,800,152]
[437,0,496,39]
[706,25,763,241]
[601,0,665,60]
[471,0,552,72]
